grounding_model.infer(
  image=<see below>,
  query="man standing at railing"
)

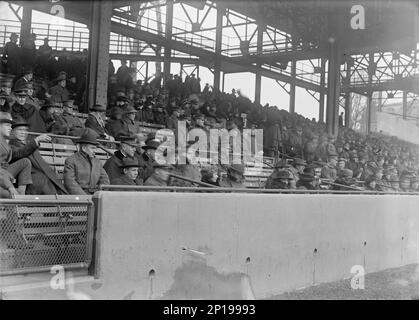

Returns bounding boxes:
[2,33,21,76]
[63,131,110,195]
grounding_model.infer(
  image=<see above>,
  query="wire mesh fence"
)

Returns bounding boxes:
[0,200,94,276]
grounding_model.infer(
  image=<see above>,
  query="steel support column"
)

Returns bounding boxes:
[20,4,32,46]
[163,0,173,85]
[403,91,408,120]
[319,59,326,122]
[326,41,341,136]
[289,40,297,114]
[344,61,352,127]
[213,4,224,92]
[86,0,112,111]
[366,52,374,133]
[254,23,264,105]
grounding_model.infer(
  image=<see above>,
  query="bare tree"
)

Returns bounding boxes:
[349,93,367,131]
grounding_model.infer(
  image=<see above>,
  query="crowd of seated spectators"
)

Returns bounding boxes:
[1,35,419,197]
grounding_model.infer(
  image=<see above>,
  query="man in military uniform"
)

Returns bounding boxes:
[0,91,10,112]
[288,158,306,183]
[2,33,21,75]
[63,131,110,195]
[136,138,161,181]
[10,88,46,133]
[321,152,338,181]
[104,135,143,184]
[265,169,293,190]
[48,73,70,103]
[111,157,142,186]
[14,67,33,91]
[23,82,41,111]
[219,164,246,188]
[57,100,85,136]
[296,169,318,190]
[106,105,139,138]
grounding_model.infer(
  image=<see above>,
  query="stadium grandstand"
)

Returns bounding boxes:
[1,0,419,300]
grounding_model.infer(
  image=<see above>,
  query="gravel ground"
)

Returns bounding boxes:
[271,264,419,300]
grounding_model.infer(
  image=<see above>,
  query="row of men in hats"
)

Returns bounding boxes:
[264,151,419,192]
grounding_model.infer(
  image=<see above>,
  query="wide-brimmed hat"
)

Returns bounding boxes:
[0,112,13,124]
[142,138,161,150]
[118,134,139,147]
[76,131,100,145]
[11,116,29,128]
[276,170,293,180]
[119,157,141,169]
[90,104,106,112]
[299,172,315,182]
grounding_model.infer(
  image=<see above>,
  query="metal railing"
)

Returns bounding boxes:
[0,19,89,52]
[99,185,419,195]
[0,199,94,276]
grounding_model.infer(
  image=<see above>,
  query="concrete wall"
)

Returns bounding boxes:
[376,112,419,144]
[85,191,419,299]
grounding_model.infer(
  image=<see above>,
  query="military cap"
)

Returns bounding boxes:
[338,157,348,162]
[13,88,27,96]
[116,96,130,102]
[123,105,137,114]
[55,73,67,82]
[328,151,339,158]
[118,134,139,147]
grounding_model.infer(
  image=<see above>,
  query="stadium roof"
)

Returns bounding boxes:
[226,0,419,54]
